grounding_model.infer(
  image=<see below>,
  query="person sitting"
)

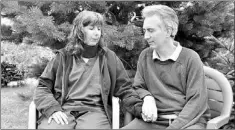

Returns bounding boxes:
[122,4,210,129]
[34,10,143,129]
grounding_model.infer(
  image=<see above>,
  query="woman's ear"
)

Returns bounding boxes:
[77,27,85,41]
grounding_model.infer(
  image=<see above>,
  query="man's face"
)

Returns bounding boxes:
[143,15,168,49]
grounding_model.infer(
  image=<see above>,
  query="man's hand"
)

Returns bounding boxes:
[142,96,158,122]
[48,111,68,125]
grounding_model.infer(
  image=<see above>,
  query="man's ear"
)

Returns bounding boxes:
[166,27,173,37]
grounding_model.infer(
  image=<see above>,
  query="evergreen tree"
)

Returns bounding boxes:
[176,1,234,62]
[1,1,234,69]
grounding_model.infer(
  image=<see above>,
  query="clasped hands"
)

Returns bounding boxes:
[142,96,158,122]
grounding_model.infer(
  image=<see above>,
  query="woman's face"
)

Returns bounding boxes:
[83,25,102,46]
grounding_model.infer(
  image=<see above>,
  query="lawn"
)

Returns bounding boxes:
[1,87,32,129]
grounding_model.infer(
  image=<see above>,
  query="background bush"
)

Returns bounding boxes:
[1,41,55,82]
[1,1,233,71]
[1,61,24,87]
[1,24,12,37]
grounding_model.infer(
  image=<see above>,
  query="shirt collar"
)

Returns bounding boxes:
[152,41,182,61]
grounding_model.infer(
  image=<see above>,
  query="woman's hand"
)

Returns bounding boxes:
[142,96,158,122]
[48,111,68,125]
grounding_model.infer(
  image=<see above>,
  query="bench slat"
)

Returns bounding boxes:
[208,89,223,102]
[209,109,221,118]
[208,100,223,113]
[206,77,221,91]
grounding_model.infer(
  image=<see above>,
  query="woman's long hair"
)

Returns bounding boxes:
[65,10,105,56]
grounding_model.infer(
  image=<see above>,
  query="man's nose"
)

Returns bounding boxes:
[144,32,150,40]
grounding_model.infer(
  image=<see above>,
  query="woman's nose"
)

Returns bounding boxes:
[94,28,101,35]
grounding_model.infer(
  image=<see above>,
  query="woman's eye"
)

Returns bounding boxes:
[88,26,94,30]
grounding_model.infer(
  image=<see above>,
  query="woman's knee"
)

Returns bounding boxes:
[37,116,76,129]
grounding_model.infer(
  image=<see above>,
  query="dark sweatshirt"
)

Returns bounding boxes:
[34,47,143,125]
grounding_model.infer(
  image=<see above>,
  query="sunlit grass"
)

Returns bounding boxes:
[1,87,32,129]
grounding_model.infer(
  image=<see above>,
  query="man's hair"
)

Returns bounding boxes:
[66,10,105,55]
[142,5,179,38]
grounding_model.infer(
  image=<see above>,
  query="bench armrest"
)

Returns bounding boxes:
[112,97,120,129]
[28,101,37,129]
[206,115,230,129]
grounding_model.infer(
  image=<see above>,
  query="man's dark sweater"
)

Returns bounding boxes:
[133,44,210,129]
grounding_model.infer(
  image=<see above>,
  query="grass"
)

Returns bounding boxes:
[1,87,32,129]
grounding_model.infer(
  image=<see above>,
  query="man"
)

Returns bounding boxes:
[122,4,210,129]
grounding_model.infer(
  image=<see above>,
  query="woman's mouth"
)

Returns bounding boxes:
[92,39,99,41]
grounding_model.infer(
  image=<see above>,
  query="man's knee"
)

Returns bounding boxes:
[122,118,153,129]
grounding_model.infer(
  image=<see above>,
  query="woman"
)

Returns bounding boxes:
[34,10,143,129]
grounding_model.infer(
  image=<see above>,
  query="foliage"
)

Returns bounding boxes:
[206,38,234,74]
[1,1,145,69]
[1,61,24,87]
[0,1,108,47]
[2,1,233,69]
[0,24,19,42]
[1,24,12,36]
[26,57,50,78]
[1,1,65,47]
[1,41,55,78]
[175,1,234,62]
[103,24,147,70]
[205,37,235,129]
[110,40,147,71]
[104,24,144,50]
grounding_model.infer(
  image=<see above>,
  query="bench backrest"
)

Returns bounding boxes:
[204,66,233,119]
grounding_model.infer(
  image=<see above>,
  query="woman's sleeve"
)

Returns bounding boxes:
[34,54,63,118]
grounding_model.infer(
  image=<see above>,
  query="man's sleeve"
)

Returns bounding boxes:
[167,53,208,129]
[33,54,63,118]
[113,54,143,118]
[132,52,152,99]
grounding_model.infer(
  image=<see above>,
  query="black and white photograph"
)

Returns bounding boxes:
[1,1,234,129]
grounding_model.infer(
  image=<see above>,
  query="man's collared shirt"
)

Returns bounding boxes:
[152,41,182,61]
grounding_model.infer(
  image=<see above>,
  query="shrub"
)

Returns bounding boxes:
[1,61,24,87]
[26,57,50,78]
[1,24,12,36]
[205,37,234,129]
[1,41,55,78]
